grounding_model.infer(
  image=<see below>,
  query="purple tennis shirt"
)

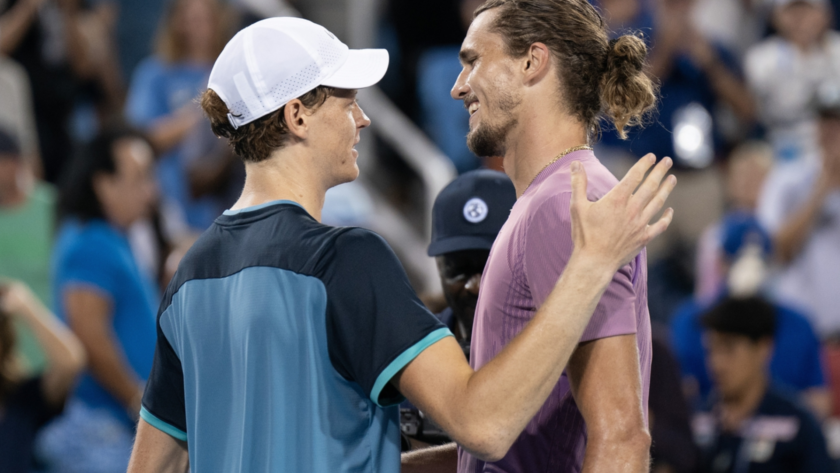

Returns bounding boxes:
[457,150,651,473]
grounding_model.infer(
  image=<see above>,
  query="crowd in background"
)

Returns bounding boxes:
[0,0,838,471]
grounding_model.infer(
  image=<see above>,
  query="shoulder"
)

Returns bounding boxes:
[56,221,120,261]
[527,156,618,221]
[776,304,819,337]
[332,226,390,253]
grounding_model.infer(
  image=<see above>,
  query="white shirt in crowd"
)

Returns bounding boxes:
[745,32,840,164]
[758,160,840,338]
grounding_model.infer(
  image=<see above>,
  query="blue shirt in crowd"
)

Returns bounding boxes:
[141,200,452,472]
[695,386,832,473]
[125,56,216,231]
[671,296,825,403]
[52,219,158,426]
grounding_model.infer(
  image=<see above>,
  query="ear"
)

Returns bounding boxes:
[283,98,309,141]
[522,42,552,85]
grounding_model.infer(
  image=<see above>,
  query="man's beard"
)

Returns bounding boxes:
[467,116,517,158]
[465,91,520,158]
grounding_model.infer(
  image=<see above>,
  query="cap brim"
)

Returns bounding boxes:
[428,235,495,257]
[321,49,389,89]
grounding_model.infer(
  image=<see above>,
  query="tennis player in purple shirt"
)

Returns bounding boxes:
[445,0,660,472]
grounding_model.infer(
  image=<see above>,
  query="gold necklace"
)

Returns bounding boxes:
[527,144,592,190]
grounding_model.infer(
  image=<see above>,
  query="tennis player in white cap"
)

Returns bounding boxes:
[127,17,675,473]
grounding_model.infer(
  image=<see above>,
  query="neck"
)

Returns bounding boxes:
[232,148,327,222]
[720,375,767,429]
[502,107,589,198]
[0,178,27,209]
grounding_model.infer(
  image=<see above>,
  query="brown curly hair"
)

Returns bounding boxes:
[200,86,335,163]
[475,0,658,139]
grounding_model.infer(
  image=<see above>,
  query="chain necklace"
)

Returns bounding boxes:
[526,144,593,191]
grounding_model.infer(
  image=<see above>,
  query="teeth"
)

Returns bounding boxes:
[469,102,480,115]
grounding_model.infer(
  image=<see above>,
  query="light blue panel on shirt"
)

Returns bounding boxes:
[159,266,401,473]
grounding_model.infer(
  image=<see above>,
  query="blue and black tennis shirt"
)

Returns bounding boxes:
[140,200,453,472]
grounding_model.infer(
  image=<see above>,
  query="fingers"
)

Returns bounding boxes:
[632,157,673,207]
[570,161,589,209]
[613,154,656,198]
[640,173,678,224]
[645,207,675,242]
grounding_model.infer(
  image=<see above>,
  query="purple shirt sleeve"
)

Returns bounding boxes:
[522,192,638,342]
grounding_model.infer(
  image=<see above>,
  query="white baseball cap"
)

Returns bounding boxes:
[208,17,389,129]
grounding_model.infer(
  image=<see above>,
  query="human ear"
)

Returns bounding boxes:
[284,99,309,140]
[523,42,551,84]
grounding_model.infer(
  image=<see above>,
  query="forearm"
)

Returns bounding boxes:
[61,9,95,78]
[446,252,614,455]
[148,113,199,154]
[77,327,142,410]
[705,62,756,121]
[401,443,458,473]
[582,434,651,473]
[0,0,40,55]
[128,419,189,473]
[17,293,85,374]
[775,189,827,263]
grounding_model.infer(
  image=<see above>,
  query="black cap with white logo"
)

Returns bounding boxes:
[428,169,517,257]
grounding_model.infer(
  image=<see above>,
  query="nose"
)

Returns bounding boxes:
[356,103,371,129]
[451,68,470,100]
[464,273,481,295]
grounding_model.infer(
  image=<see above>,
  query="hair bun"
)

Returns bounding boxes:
[601,33,657,139]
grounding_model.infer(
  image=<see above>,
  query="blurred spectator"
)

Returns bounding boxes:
[597,0,752,270]
[0,0,113,182]
[745,0,840,163]
[693,297,832,473]
[600,0,755,167]
[0,280,85,473]
[695,141,773,302]
[757,86,840,338]
[91,0,166,80]
[0,54,40,173]
[0,128,55,375]
[125,0,231,233]
[178,116,244,229]
[37,128,157,473]
[672,212,831,418]
[691,0,770,60]
[401,169,516,449]
[416,0,483,173]
[649,324,699,473]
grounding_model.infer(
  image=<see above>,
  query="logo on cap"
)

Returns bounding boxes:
[463,198,489,224]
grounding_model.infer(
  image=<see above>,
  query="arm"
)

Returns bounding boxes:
[401,443,457,473]
[687,32,755,121]
[567,335,650,473]
[395,155,676,461]
[147,106,202,155]
[774,180,832,264]
[63,288,144,416]
[0,0,43,55]
[127,418,189,473]
[0,281,86,405]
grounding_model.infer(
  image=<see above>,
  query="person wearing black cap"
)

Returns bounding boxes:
[428,169,517,358]
[401,170,515,449]
[694,297,832,473]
